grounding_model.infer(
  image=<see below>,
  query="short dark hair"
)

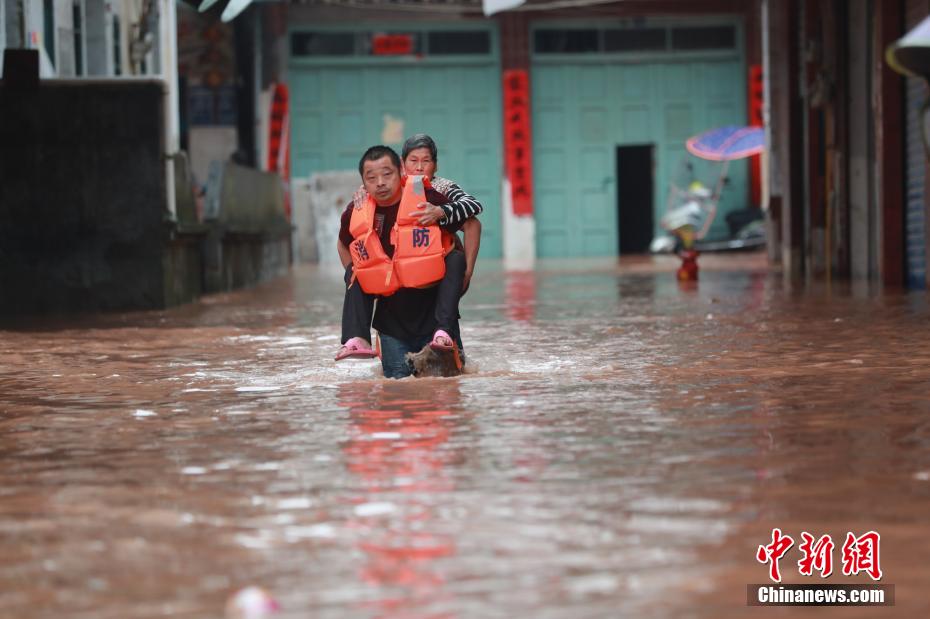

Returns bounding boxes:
[358,145,401,176]
[402,134,438,162]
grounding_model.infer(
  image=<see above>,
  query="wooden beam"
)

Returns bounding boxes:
[875,0,905,287]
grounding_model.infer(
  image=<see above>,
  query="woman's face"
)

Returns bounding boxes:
[404,147,437,178]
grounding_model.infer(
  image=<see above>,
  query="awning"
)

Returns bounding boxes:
[887,15,930,78]
[197,0,254,22]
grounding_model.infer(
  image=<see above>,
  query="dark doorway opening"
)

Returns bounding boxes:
[617,144,655,254]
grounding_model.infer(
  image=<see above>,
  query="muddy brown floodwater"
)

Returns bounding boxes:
[1,253,929,618]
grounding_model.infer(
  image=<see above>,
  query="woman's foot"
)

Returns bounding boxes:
[335,337,378,361]
[429,329,455,352]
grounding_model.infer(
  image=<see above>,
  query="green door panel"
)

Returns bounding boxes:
[532,58,748,257]
[291,63,503,257]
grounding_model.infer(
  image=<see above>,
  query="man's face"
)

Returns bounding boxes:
[362,156,402,206]
[404,147,437,178]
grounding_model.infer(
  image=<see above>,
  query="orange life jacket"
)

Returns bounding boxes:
[348,175,454,296]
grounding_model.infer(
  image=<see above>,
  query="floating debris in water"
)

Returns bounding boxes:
[276,497,313,510]
[407,344,463,377]
[354,502,396,517]
[225,586,280,618]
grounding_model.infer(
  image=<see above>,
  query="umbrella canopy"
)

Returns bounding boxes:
[197,0,255,22]
[686,125,765,161]
[887,15,930,78]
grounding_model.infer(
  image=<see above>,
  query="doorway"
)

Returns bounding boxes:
[616,144,654,254]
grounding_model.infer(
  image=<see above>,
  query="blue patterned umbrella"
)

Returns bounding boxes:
[685,125,765,161]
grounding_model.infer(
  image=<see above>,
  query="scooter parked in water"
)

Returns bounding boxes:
[650,126,766,272]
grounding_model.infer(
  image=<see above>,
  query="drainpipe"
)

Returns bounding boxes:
[159,0,179,218]
[761,0,778,265]
[254,9,263,167]
[0,0,5,71]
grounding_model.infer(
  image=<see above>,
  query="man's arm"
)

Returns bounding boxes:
[461,218,481,291]
[337,239,352,269]
[337,202,355,270]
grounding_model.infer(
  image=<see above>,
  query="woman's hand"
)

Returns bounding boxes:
[415,202,444,226]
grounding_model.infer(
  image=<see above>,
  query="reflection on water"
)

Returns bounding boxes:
[2,253,930,618]
[505,271,536,323]
[339,381,462,617]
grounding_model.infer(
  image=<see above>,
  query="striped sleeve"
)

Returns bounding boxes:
[431,176,483,226]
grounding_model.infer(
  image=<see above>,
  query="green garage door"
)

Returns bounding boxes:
[531,21,747,257]
[290,26,503,257]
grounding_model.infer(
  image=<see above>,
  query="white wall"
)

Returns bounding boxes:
[501,177,535,269]
[53,0,75,75]
[84,0,111,75]
[294,171,358,268]
[189,126,238,189]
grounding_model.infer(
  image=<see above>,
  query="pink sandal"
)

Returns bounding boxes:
[335,337,378,361]
[429,329,455,352]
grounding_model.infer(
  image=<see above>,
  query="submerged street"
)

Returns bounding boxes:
[2,254,929,618]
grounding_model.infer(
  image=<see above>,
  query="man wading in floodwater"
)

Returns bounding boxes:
[335,144,479,378]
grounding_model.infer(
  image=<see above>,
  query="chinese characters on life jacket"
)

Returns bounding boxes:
[353,239,369,261]
[412,228,430,249]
